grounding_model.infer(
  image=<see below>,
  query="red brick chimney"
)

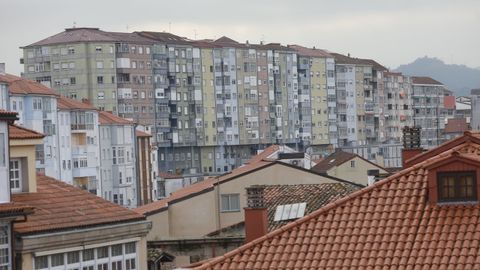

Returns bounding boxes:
[244,186,268,243]
[402,126,424,168]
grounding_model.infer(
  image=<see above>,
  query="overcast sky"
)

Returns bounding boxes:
[1,0,479,75]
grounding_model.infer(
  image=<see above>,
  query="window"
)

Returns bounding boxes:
[0,223,11,270]
[221,194,240,212]
[35,256,48,269]
[83,249,94,261]
[9,159,21,192]
[97,247,108,259]
[438,171,477,202]
[33,98,42,110]
[350,160,355,168]
[125,258,136,270]
[97,76,104,84]
[51,254,64,267]
[96,61,104,69]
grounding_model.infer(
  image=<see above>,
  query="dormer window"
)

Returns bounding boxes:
[9,159,22,193]
[437,171,477,202]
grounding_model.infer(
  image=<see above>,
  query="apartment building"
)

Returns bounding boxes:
[98,110,138,207]
[22,28,450,177]
[383,72,413,142]
[22,28,118,112]
[289,45,337,151]
[3,115,151,270]
[0,73,60,179]
[411,76,446,148]
[57,96,100,193]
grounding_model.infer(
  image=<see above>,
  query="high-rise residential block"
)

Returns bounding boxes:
[411,76,446,148]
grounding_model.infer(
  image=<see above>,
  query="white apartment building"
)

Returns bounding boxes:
[57,96,101,194]
[98,110,138,208]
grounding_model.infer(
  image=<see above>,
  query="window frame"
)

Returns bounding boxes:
[437,171,477,203]
[9,159,22,193]
[220,193,240,212]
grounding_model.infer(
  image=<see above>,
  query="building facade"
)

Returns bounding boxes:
[411,76,446,148]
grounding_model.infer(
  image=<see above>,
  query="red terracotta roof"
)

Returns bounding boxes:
[411,76,444,85]
[8,124,45,140]
[444,95,456,109]
[0,110,18,122]
[98,110,133,125]
[263,183,361,231]
[288,45,332,58]
[311,150,357,173]
[0,73,57,96]
[193,138,480,270]
[135,161,275,215]
[445,118,469,133]
[158,171,182,179]
[57,96,96,110]
[404,131,480,167]
[0,202,33,216]
[136,130,152,137]
[245,145,280,164]
[12,174,145,235]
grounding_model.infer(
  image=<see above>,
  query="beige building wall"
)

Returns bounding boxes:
[328,156,387,185]
[10,138,42,193]
[146,211,169,241]
[146,163,342,240]
[200,48,216,147]
[168,190,217,238]
[311,57,329,145]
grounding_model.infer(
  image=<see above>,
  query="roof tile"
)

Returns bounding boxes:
[12,174,145,235]
[193,135,480,270]
[8,124,44,140]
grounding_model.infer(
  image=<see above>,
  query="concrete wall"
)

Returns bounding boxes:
[328,156,387,185]
[146,163,341,240]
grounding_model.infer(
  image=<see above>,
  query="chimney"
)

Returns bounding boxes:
[402,126,424,168]
[81,98,91,105]
[244,185,268,243]
[0,63,5,75]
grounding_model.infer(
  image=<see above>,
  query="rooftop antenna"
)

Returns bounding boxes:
[194,29,197,40]
[169,22,171,33]
[73,21,76,28]
[261,34,265,44]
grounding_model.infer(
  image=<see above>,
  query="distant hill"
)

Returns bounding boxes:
[394,57,480,96]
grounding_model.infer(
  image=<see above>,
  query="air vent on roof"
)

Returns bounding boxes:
[273,203,306,221]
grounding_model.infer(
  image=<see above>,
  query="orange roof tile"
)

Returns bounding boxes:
[12,174,145,235]
[0,73,57,96]
[0,110,18,122]
[311,150,356,173]
[98,110,133,125]
[8,124,44,140]
[158,171,182,179]
[193,135,480,270]
[404,131,480,167]
[245,145,280,164]
[57,96,96,110]
[135,161,274,215]
[0,202,33,216]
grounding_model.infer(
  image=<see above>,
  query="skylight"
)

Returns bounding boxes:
[273,202,306,221]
